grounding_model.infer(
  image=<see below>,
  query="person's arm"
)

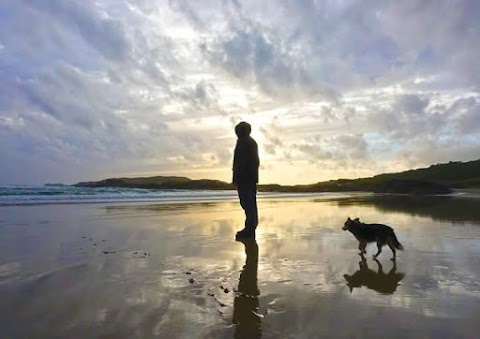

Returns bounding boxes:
[232,143,238,185]
[249,139,260,183]
[254,141,259,168]
[233,141,248,184]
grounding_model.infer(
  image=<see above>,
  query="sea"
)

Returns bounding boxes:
[0,185,236,205]
[0,184,339,206]
[2,184,478,206]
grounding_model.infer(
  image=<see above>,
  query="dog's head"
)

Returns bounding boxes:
[342,217,360,230]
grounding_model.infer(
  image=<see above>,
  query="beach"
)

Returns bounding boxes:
[1,194,480,338]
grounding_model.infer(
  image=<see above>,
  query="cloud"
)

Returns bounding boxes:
[449,97,480,134]
[293,134,369,163]
[0,0,479,184]
[26,0,130,61]
[201,10,341,102]
[395,94,430,115]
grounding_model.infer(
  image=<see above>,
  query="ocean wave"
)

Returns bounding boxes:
[0,185,343,206]
[0,185,240,205]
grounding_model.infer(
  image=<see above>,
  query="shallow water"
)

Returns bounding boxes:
[0,195,479,338]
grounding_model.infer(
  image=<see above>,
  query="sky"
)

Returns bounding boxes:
[0,0,479,185]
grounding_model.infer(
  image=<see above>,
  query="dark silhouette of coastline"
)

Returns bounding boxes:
[344,256,405,295]
[233,238,261,338]
[73,158,480,194]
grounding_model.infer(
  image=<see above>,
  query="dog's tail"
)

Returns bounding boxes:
[391,231,404,250]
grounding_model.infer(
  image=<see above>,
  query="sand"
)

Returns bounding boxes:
[1,195,480,338]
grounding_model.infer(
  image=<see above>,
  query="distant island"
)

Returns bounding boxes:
[75,159,480,195]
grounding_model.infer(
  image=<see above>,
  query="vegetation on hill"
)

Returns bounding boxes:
[260,159,480,194]
[75,159,480,195]
[76,176,232,190]
[369,159,480,188]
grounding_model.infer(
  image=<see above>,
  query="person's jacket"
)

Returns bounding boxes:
[232,136,259,185]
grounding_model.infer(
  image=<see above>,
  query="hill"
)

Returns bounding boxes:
[74,158,480,194]
[260,159,480,194]
[75,176,232,190]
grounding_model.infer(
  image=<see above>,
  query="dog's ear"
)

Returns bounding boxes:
[347,217,351,221]
[354,217,360,221]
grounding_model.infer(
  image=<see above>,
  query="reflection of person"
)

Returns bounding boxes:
[232,122,260,238]
[233,238,261,338]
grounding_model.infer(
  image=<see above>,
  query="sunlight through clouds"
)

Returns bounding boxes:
[0,0,479,184]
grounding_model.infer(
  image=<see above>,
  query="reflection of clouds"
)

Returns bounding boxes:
[260,259,340,294]
[253,199,480,319]
[2,198,480,337]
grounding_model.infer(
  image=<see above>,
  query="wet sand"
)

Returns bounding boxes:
[1,195,480,338]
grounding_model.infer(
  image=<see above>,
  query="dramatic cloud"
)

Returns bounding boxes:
[0,0,479,184]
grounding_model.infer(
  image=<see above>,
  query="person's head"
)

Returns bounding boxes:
[235,121,251,138]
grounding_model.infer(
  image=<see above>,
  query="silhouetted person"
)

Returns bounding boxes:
[233,238,261,338]
[233,121,260,238]
[343,256,405,294]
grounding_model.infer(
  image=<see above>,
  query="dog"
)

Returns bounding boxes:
[342,217,404,260]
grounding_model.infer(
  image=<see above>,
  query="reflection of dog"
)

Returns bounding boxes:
[344,257,405,294]
[342,217,404,260]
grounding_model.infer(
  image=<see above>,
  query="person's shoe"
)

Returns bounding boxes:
[235,228,255,238]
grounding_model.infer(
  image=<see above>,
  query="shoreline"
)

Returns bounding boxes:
[2,188,477,207]
[0,191,376,207]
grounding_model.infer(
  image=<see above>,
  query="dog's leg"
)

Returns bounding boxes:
[373,242,382,259]
[387,239,396,261]
[358,241,367,255]
[362,242,367,254]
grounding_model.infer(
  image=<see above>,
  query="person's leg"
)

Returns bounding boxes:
[237,184,256,236]
[250,185,258,228]
[237,185,247,217]
[244,184,258,230]
[237,185,250,229]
